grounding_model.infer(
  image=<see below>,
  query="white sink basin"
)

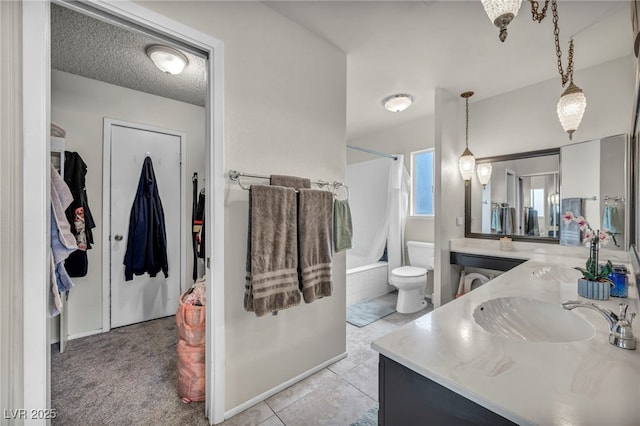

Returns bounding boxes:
[473,297,595,343]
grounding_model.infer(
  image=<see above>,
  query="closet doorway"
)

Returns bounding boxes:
[105,120,186,329]
[22,1,225,423]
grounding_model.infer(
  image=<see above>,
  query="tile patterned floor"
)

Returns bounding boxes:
[220,292,432,426]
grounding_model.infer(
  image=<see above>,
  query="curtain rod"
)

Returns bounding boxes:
[347,145,398,160]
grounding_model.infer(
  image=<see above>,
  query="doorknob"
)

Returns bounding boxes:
[114,234,123,241]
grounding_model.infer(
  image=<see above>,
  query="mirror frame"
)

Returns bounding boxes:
[464,147,561,244]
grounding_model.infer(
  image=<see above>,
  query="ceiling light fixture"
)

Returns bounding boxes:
[146,45,188,75]
[459,91,476,181]
[383,94,414,112]
[482,0,586,139]
[480,0,522,42]
[477,163,493,188]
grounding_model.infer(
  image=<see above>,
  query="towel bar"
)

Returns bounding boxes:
[228,169,349,199]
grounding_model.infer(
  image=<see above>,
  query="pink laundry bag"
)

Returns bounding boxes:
[176,289,206,403]
[176,291,206,346]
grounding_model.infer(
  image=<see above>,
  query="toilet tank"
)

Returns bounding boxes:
[407,241,435,269]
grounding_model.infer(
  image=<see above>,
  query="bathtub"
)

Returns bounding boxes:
[346,255,395,306]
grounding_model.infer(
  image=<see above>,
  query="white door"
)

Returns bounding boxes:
[107,121,184,329]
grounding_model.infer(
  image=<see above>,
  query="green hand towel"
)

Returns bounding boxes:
[333,199,353,252]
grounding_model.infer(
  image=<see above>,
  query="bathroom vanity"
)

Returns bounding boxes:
[372,246,640,425]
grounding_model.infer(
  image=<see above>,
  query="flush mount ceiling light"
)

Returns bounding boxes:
[482,0,586,139]
[383,94,414,112]
[459,91,476,181]
[477,163,493,188]
[146,45,188,75]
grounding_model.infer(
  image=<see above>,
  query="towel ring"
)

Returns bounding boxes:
[333,182,350,201]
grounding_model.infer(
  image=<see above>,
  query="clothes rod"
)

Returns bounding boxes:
[347,145,398,160]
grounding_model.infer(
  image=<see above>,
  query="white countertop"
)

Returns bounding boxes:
[372,250,640,426]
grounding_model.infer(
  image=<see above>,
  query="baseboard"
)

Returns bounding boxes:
[224,351,348,419]
[49,328,104,345]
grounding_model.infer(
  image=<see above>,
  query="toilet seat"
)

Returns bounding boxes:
[392,266,427,278]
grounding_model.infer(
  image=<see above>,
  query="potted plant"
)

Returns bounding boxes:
[563,211,617,300]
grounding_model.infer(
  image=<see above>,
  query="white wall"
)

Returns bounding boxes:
[140,1,347,412]
[562,139,601,226]
[471,56,635,158]
[0,0,24,418]
[51,70,206,337]
[433,88,465,308]
[348,117,435,243]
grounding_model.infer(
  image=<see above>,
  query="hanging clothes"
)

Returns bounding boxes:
[63,151,96,277]
[191,174,199,282]
[194,191,205,259]
[50,164,77,317]
[123,156,169,281]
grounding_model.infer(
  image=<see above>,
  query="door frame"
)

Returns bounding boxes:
[22,0,226,423]
[102,119,187,331]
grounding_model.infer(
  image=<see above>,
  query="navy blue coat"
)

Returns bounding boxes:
[124,157,169,281]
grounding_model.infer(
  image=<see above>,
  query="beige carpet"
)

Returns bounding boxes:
[51,316,209,425]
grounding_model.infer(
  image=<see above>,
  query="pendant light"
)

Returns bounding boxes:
[480,0,587,139]
[477,163,493,188]
[481,0,523,42]
[459,91,476,181]
[554,41,586,141]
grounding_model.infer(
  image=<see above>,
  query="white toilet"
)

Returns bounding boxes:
[390,241,435,314]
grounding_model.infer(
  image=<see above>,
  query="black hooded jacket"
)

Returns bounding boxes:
[124,157,169,281]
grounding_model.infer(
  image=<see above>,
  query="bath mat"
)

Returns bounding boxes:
[350,406,378,426]
[346,295,396,327]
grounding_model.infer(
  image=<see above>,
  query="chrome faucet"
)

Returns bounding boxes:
[561,300,636,350]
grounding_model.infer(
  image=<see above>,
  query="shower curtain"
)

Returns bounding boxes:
[386,155,410,282]
[345,155,410,281]
[346,158,392,267]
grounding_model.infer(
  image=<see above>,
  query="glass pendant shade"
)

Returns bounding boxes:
[477,163,493,187]
[481,0,522,41]
[459,148,476,181]
[557,82,587,140]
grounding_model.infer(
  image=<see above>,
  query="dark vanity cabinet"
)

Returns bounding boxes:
[449,252,526,272]
[378,355,517,426]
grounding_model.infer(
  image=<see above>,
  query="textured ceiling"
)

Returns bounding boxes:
[51,3,206,107]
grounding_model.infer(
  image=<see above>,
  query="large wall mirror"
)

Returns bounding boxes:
[559,134,629,250]
[465,148,560,243]
[464,134,630,248]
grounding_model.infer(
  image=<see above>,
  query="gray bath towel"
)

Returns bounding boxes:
[298,189,334,303]
[560,197,583,246]
[500,206,516,235]
[245,185,301,317]
[270,174,311,189]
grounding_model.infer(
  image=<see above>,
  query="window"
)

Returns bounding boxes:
[411,149,434,216]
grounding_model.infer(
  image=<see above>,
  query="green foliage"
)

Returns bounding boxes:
[574,259,613,284]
